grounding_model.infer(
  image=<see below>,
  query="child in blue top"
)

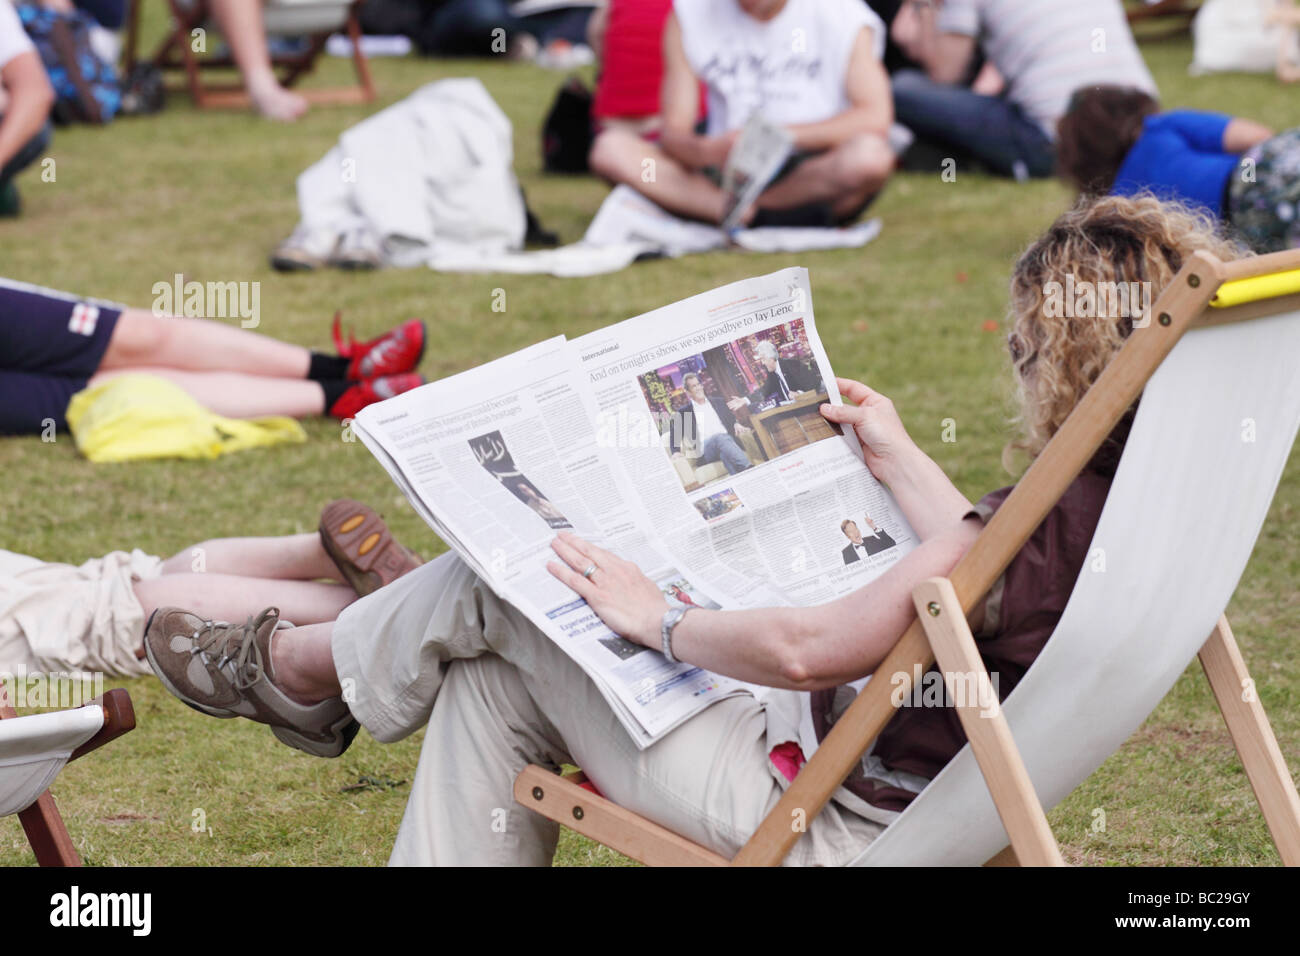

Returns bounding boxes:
[1055,85,1296,253]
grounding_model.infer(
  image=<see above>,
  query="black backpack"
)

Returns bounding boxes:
[541,75,594,174]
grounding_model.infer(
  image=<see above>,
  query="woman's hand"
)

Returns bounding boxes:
[547,533,670,647]
[820,377,917,483]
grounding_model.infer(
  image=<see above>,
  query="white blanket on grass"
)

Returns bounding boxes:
[428,185,883,277]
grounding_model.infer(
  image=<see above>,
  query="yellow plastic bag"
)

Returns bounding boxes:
[65,374,307,463]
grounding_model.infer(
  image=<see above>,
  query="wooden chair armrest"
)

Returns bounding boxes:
[69,688,135,762]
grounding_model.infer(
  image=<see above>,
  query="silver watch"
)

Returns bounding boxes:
[660,606,693,663]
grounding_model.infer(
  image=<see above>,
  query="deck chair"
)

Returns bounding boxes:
[1,689,136,865]
[122,0,376,109]
[513,248,1300,866]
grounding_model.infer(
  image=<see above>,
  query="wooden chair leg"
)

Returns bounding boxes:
[17,793,82,867]
[171,0,212,107]
[1199,614,1300,866]
[912,577,1065,866]
[123,0,141,72]
[346,8,376,102]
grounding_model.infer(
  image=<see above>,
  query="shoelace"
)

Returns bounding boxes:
[331,311,361,358]
[360,337,401,376]
[190,611,272,691]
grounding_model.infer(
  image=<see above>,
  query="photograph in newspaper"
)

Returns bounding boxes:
[637,316,833,492]
[836,513,900,566]
[574,267,919,613]
[468,429,573,530]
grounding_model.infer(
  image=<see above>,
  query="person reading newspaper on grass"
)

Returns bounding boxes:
[587,0,895,228]
[143,195,1240,865]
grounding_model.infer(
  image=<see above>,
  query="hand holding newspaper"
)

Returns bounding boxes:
[720,114,795,234]
[353,269,916,747]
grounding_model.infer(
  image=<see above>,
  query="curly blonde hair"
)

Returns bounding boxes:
[1005,195,1246,469]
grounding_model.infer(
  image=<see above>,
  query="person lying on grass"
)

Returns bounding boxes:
[1056,85,1295,253]
[143,195,1245,865]
[0,276,428,436]
[1,500,419,683]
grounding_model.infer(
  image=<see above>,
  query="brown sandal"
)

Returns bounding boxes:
[319,499,422,597]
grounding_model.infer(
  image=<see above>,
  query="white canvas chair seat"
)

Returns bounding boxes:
[854,308,1300,865]
[0,705,104,817]
[170,0,353,36]
[257,0,353,36]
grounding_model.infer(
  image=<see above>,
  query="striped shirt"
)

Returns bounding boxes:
[939,0,1157,140]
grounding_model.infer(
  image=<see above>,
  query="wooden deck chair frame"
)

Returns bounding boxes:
[513,248,1300,867]
[1,688,136,866]
[1126,0,1202,40]
[122,0,376,109]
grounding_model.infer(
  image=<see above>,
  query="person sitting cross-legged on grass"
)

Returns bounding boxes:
[587,0,895,228]
[888,0,1156,181]
[144,196,1243,865]
[0,277,428,436]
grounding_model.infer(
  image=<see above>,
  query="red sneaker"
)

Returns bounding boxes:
[329,373,424,420]
[332,313,427,381]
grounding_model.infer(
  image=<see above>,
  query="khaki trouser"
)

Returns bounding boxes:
[332,552,884,866]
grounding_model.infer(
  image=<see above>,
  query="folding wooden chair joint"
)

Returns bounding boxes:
[513,766,728,867]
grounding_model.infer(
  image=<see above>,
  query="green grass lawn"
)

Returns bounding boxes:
[0,32,1296,866]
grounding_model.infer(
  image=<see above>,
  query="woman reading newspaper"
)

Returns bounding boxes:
[143,196,1243,865]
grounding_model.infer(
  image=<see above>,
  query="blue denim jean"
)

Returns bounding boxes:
[892,70,1055,180]
[700,432,752,475]
[0,120,52,191]
[422,0,592,55]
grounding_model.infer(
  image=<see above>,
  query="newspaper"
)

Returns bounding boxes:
[720,114,795,234]
[353,268,917,747]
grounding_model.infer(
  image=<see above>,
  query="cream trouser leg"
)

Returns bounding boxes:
[331,552,884,866]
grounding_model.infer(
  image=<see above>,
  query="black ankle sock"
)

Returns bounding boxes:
[319,379,351,413]
[308,351,350,382]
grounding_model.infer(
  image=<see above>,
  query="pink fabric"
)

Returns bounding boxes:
[768,741,806,783]
[593,0,707,121]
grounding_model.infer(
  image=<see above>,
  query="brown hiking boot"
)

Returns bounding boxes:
[319,499,422,597]
[143,606,358,758]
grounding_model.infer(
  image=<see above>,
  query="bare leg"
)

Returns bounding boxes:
[99,309,312,378]
[755,133,894,220]
[207,0,308,121]
[588,127,730,224]
[160,533,340,581]
[87,367,326,418]
[134,575,354,628]
[267,621,340,703]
